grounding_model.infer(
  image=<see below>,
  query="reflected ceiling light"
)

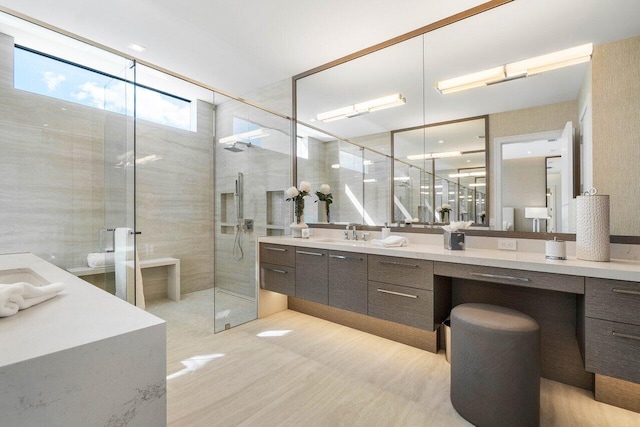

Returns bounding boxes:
[436,192,443,195]
[363,160,374,166]
[331,164,340,169]
[420,186,430,189]
[219,128,269,144]
[449,171,486,178]
[407,151,462,160]
[438,140,444,144]
[257,330,292,337]
[469,183,486,187]
[394,176,411,181]
[363,178,377,183]
[437,43,592,94]
[420,192,430,195]
[317,93,405,122]
[434,185,443,189]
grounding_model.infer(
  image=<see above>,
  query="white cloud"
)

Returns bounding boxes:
[72,80,191,130]
[42,71,66,91]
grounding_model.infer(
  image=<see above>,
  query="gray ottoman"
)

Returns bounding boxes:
[450,303,540,427]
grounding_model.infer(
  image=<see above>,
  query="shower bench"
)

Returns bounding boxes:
[67,257,181,301]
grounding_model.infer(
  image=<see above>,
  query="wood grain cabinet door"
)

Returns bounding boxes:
[295,248,329,304]
[260,263,295,296]
[328,250,367,314]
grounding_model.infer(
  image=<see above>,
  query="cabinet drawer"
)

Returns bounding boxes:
[260,263,295,296]
[368,255,433,290]
[295,248,329,304]
[586,278,640,326]
[329,250,367,314]
[434,262,584,294]
[585,317,640,384]
[259,243,295,267]
[367,281,434,331]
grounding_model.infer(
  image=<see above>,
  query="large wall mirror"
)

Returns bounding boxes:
[294,0,640,238]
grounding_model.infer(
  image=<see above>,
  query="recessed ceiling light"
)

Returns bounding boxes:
[466,160,471,163]
[438,140,444,144]
[527,151,533,154]
[128,43,146,53]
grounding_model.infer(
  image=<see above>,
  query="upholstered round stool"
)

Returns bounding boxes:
[450,303,540,427]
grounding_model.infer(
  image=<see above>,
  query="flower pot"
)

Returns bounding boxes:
[317,201,328,223]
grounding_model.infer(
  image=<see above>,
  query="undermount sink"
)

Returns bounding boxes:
[0,268,49,286]
[312,238,369,247]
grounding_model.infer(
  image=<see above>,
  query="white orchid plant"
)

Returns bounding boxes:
[436,203,452,213]
[286,181,311,223]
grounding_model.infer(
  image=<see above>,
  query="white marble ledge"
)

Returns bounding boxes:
[0,253,165,368]
[258,236,640,283]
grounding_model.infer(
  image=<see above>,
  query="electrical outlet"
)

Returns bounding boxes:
[498,239,517,251]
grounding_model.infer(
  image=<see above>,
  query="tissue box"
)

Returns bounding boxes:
[444,231,465,250]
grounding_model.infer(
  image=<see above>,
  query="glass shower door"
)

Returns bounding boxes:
[102,61,136,305]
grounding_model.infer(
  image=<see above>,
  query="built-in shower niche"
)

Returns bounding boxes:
[220,192,236,234]
[266,190,287,236]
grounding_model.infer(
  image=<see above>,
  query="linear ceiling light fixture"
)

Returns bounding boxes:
[317,93,405,122]
[218,128,269,144]
[406,151,462,160]
[449,171,486,178]
[436,43,593,94]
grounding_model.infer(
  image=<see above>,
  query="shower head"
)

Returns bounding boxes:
[224,144,244,153]
[223,140,252,153]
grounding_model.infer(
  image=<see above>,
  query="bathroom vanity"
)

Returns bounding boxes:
[258,234,640,412]
[0,253,166,426]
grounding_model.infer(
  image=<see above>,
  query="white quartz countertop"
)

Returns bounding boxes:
[259,236,640,283]
[0,253,165,368]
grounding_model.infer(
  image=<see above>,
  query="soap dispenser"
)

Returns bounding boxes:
[381,222,391,240]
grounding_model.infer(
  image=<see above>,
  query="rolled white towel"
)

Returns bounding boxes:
[0,282,66,317]
[87,252,115,268]
[372,235,409,248]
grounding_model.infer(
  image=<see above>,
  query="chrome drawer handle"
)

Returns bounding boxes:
[378,260,419,268]
[377,288,418,299]
[612,288,640,297]
[296,250,324,256]
[470,272,531,282]
[264,268,287,274]
[330,255,363,261]
[612,331,640,342]
[265,247,286,252]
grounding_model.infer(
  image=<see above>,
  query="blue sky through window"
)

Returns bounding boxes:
[14,47,192,131]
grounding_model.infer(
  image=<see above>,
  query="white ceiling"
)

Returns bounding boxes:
[0,0,489,98]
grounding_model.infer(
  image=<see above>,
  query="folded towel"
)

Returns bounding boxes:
[0,282,66,317]
[87,252,115,268]
[372,235,409,248]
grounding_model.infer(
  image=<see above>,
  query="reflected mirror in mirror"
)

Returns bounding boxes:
[392,116,487,224]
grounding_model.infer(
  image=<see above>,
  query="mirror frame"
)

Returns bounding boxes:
[390,115,490,225]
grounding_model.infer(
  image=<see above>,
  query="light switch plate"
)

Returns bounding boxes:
[498,239,517,251]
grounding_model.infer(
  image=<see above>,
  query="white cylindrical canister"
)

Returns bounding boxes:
[545,239,566,260]
[576,195,610,262]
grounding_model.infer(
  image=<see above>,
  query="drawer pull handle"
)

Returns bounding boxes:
[612,331,640,342]
[330,255,363,261]
[265,247,286,252]
[265,268,287,274]
[378,260,419,268]
[262,267,288,274]
[612,288,640,297]
[470,272,531,282]
[377,288,418,299]
[296,250,324,256]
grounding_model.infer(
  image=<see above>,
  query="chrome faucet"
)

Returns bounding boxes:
[344,225,350,240]
[362,232,371,241]
[352,225,358,241]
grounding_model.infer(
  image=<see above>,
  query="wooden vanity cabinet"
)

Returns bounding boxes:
[367,255,435,331]
[328,250,368,314]
[585,278,640,383]
[259,244,296,296]
[295,248,329,304]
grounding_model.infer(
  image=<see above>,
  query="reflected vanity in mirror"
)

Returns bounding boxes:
[294,0,640,238]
